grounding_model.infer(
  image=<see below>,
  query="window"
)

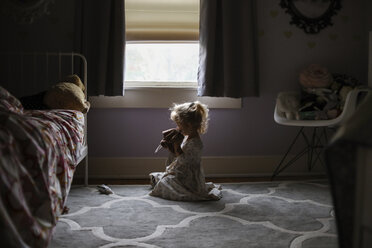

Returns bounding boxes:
[125,43,199,88]
[124,0,199,88]
[88,0,241,108]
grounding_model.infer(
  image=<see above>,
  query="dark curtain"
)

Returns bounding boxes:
[75,0,125,96]
[198,0,258,98]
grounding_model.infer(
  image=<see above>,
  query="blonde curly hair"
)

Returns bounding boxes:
[170,101,209,134]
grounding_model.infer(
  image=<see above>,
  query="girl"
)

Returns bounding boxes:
[149,101,222,201]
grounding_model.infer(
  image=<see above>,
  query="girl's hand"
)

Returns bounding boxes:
[162,128,180,140]
[159,128,184,155]
[173,140,183,156]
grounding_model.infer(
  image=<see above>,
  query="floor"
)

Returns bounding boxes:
[53,179,337,248]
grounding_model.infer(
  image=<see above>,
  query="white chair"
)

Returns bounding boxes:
[271,88,371,180]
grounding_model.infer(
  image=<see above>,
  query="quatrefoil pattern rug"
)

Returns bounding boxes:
[51,181,338,248]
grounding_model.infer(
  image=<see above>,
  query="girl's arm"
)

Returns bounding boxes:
[172,140,183,156]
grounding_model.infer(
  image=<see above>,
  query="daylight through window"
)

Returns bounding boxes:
[124,43,199,88]
[124,0,199,88]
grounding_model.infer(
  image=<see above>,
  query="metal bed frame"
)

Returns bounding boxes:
[0,52,89,186]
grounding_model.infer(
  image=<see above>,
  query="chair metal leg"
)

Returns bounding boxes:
[271,126,328,180]
[271,127,305,180]
[308,127,327,170]
[323,127,328,144]
[309,128,318,171]
[271,147,309,180]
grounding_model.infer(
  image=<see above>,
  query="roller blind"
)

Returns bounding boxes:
[125,0,199,41]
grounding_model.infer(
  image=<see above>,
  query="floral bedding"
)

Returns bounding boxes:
[0,86,85,248]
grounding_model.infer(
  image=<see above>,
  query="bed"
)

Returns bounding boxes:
[0,52,88,247]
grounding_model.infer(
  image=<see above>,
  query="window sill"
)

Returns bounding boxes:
[89,87,241,109]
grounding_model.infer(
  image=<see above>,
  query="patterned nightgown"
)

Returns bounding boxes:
[149,136,222,201]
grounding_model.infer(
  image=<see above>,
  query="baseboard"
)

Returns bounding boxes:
[74,156,326,179]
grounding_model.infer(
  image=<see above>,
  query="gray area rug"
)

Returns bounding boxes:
[50,181,338,248]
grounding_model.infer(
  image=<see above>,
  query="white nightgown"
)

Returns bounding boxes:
[149,136,222,201]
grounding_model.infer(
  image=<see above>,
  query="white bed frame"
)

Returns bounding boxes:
[0,52,89,186]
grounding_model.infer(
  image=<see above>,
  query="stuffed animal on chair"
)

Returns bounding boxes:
[276,91,300,120]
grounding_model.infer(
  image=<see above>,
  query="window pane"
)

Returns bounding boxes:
[125,43,199,87]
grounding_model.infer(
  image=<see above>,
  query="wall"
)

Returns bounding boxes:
[366,0,372,87]
[90,0,368,157]
[0,0,75,52]
[0,0,368,178]
[86,0,368,178]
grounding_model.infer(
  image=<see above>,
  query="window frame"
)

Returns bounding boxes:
[89,87,242,109]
